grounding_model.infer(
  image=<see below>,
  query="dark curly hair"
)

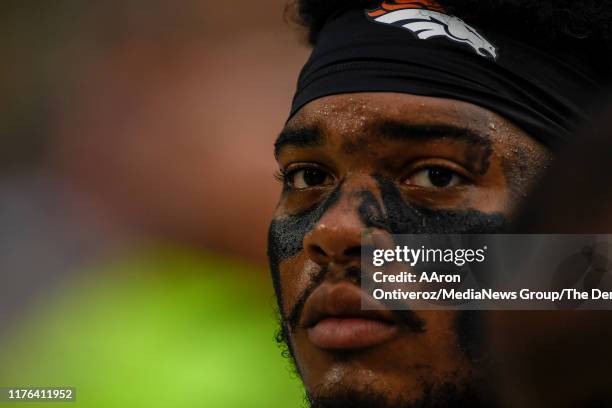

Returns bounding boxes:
[287,0,612,76]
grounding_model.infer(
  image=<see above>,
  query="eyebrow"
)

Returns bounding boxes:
[273,121,490,158]
[274,126,323,158]
[375,121,490,145]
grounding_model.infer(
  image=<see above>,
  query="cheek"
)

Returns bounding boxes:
[278,253,316,316]
[374,174,510,234]
[415,311,472,370]
[416,310,459,352]
[268,182,345,265]
[283,189,328,213]
[501,144,552,210]
[403,183,509,214]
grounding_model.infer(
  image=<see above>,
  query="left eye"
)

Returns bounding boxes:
[405,167,462,188]
[287,167,333,189]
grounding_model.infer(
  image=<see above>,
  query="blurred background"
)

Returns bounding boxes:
[0,0,309,406]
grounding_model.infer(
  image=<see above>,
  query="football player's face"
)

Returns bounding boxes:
[269,92,550,405]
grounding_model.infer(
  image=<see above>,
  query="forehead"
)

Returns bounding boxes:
[285,92,529,146]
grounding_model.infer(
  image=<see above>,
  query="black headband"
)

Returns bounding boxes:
[289,4,600,148]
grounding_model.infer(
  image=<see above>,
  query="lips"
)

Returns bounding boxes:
[301,282,403,350]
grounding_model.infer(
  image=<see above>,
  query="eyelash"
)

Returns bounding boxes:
[406,160,473,182]
[274,169,288,184]
[274,165,330,190]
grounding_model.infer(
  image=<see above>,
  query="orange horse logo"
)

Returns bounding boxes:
[366,0,498,60]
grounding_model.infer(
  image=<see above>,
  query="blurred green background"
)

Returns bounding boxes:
[0,251,304,407]
[0,1,309,406]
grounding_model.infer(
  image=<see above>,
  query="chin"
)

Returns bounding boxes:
[305,375,488,408]
[296,350,482,408]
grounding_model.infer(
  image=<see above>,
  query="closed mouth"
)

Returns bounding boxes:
[301,281,407,350]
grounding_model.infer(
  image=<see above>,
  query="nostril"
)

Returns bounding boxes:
[344,245,361,258]
[310,244,327,258]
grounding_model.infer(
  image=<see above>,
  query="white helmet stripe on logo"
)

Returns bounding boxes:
[371,8,498,60]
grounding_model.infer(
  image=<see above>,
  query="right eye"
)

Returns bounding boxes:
[405,166,463,188]
[286,167,334,189]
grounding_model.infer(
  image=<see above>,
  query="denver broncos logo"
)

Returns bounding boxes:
[366,0,498,60]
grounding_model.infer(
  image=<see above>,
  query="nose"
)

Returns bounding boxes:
[303,189,367,268]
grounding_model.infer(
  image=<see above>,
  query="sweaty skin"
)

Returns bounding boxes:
[269,92,550,406]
